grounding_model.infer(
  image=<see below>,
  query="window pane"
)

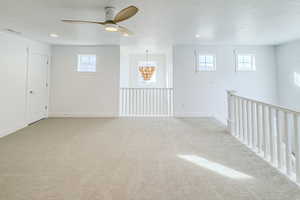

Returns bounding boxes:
[78,55,96,72]
[295,72,300,87]
[206,56,213,64]
[197,55,216,72]
[199,56,206,63]
[237,54,255,71]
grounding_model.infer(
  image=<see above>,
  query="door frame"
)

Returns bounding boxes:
[25,47,50,124]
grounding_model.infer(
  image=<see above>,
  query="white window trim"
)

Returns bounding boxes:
[294,72,300,87]
[235,54,256,72]
[195,54,217,72]
[77,54,97,72]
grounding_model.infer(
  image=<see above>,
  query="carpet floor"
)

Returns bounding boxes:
[0,118,299,200]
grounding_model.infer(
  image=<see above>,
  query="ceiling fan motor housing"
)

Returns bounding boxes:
[105,7,115,22]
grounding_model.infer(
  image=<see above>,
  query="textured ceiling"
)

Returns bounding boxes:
[1,0,300,45]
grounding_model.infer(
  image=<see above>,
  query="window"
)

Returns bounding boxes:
[236,54,256,71]
[196,55,216,72]
[77,55,96,72]
[295,72,300,87]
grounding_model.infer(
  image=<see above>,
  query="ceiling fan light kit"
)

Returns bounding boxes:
[62,5,138,36]
[104,24,118,32]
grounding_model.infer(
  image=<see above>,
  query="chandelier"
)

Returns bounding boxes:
[139,50,156,81]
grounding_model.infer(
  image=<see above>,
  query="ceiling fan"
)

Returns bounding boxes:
[62,5,139,36]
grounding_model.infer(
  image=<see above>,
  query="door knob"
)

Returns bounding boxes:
[29,90,34,94]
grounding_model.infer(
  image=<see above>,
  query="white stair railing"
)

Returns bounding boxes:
[120,88,174,117]
[227,91,300,185]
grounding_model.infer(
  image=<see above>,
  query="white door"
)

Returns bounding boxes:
[27,53,49,124]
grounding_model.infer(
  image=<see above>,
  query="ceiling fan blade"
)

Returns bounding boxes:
[113,6,139,23]
[118,26,134,36]
[61,20,106,25]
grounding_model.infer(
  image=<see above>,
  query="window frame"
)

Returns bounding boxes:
[294,72,300,87]
[195,54,216,72]
[77,54,97,72]
[236,54,256,72]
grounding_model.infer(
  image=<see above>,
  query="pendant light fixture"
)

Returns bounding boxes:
[139,50,156,81]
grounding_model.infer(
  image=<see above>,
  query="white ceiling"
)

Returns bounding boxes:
[1,0,300,45]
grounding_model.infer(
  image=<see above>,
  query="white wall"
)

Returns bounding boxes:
[49,45,120,117]
[0,32,51,137]
[276,40,300,112]
[173,45,278,124]
[120,45,173,88]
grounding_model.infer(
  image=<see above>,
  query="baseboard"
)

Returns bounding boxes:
[213,114,227,126]
[49,112,118,118]
[0,123,28,138]
[174,112,228,130]
[174,112,213,118]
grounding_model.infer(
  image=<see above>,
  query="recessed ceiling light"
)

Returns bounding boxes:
[50,33,59,38]
[195,34,201,38]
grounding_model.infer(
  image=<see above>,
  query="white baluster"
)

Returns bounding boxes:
[144,89,146,116]
[284,112,292,176]
[123,89,126,116]
[163,88,165,116]
[134,88,136,116]
[148,89,151,116]
[232,96,236,136]
[155,88,159,116]
[145,89,148,116]
[133,89,136,116]
[276,109,282,169]
[171,89,173,116]
[161,89,163,116]
[151,89,154,116]
[269,107,275,164]
[141,89,144,116]
[247,100,251,146]
[165,89,168,116]
[124,89,127,116]
[236,97,240,138]
[122,89,124,116]
[128,89,130,116]
[294,114,300,182]
[167,88,170,117]
[141,89,145,116]
[241,99,245,142]
[227,91,233,134]
[239,98,243,140]
[251,102,256,149]
[234,96,239,137]
[142,89,144,116]
[159,88,162,116]
[119,89,122,116]
[166,89,168,116]
[243,99,247,143]
[262,105,267,159]
[257,104,262,153]
[137,89,140,116]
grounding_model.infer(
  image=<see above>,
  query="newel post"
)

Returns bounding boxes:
[227,90,237,135]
